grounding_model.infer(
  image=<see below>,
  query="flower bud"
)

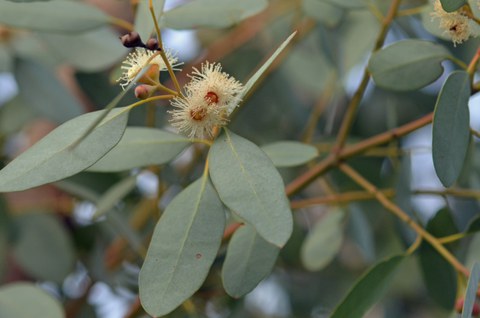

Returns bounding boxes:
[120,31,145,48]
[145,38,159,51]
[134,84,156,99]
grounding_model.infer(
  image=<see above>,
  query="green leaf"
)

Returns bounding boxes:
[93,175,137,219]
[0,198,9,280]
[39,27,128,72]
[0,107,131,192]
[15,59,84,123]
[236,32,296,108]
[432,71,471,187]
[139,176,225,317]
[301,209,345,271]
[331,255,406,318]
[418,208,457,309]
[222,224,280,298]
[162,0,268,29]
[466,215,480,234]
[320,0,365,8]
[0,0,109,33]
[13,213,75,283]
[209,129,293,247]
[135,0,165,40]
[0,96,36,135]
[302,0,343,27]
[88,127,191,172]
[0,44,12,72]
[0,283,64,318]
[440,0,466,12]
[462,262,480,318]
[261,141,318,167]
[368,40,450,91]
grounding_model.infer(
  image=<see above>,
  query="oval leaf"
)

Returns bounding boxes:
[139,176,225,317]
[15,59,84,123]
[432,70,471,187]
[418,208,457,309]
[135,0,166,40]
[162,0,268,29]
[301,210,344,271]
[209,129,293,247]
[331,255,406,318]
[462,262,480,318]
[0,0,108,33]
[39,27,128,72]
[88,127,191,172]
[261,141,318,167]
[13,213,75,283]
[368,40,450,91]
[93,175,137,219]
[0,283,64,318]
[440,0,467,12]
[0,107,130,192]
[222,224,280,298]
[303,0,343,27]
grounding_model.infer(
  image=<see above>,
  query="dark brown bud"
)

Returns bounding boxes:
[120,31,145,48]
[145,38,159,51]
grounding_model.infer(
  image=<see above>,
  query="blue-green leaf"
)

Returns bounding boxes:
[331,255,406,318]
[261,141,318,167]
[13,213,75,283]
[440,0,466,12]
[134,0,165,40]
[0,283,64,318]
[368,40,450,91]
[0,107,131,192]
[0,0,109,33]
[432,70,471,187]
[15,59,84,123]
[139,176,225,317]
[162,0,268,29]
[209,129,293,247]
[462,262,480,318]
[302,0,343,27]
[301,209,345,271]
[418,208,457,309]
[93,175,137,219]
[222,224,280,298]
[88,127,191,172]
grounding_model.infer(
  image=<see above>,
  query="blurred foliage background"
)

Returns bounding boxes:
[1,0,480,317]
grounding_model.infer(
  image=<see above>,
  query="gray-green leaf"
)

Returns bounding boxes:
[440,0,466,12]
[209,129,293,247]
[0,107,131,192]
[331,255,406,318]
[368,40,450,91]
[88,127,191,172]
[15,59,84,123]
[261,141,318,167]
[222,224,280,298]
[301,210,344,271]
[0,283,64,318]
[432,70,471,187]
[139,176,225,317]
[13,213,75,284]
[93,175,137,219]
[462,262,480,318]
[162,0,268,29]
[0,0,108,33]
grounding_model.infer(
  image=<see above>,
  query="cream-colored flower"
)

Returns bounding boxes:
[431,0,473,46]
[168,93,229,139]
[186,62,243,114]
[117,48,181,89]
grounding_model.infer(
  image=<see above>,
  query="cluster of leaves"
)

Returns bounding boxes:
[3,0,480,317]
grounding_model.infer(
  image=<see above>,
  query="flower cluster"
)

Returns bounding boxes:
[117,48,181,89]
[431,0,478,46]
[168,62,244,139]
